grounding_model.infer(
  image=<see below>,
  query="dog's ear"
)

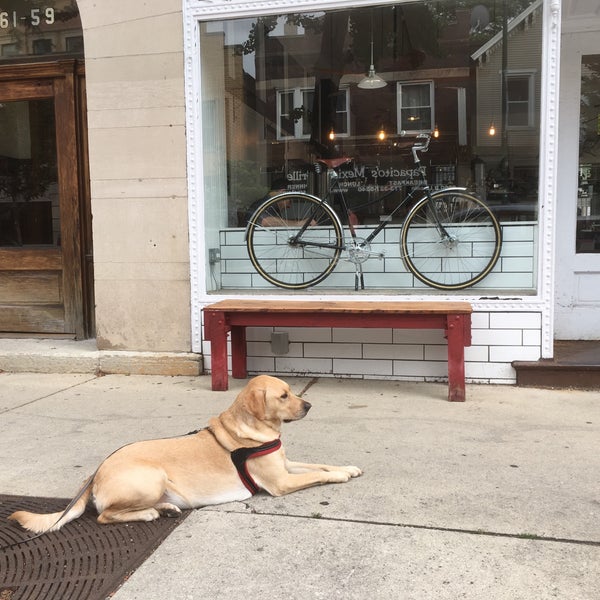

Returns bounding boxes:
[243,386,267,421]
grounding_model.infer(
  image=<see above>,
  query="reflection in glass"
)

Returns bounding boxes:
[577,55,600,254]
[0,0,82,63]
[200,0,542,291]
[0,99,60,247]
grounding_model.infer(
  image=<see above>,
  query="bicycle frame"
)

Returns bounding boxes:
[294,134,456,253]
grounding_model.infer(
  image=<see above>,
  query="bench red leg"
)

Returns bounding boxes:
[446,314,469,402]
[230,325,247,379]
[204,311,229,391]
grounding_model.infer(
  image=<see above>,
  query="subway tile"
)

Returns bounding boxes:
[333,358,393,376]
[393,329,445,344]
[489,345,541,362]
[490,312,542,329]
[466,361,515,380]
[424,345,447,361]
[465,345,489,362]
[522,329,542,346]
[333,328,392,343]
[393,360,447,378]
[277,327,332,343]
[303,343,362,359]
[472,328,522,346]
[471,311,490,328]
[364,344,423,360]
[276,357,333,374]
[247,356,276,372]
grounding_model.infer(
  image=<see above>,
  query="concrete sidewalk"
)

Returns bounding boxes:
[1,372,599,599]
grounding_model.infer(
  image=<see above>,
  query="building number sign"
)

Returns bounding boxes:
[0,8,55,28]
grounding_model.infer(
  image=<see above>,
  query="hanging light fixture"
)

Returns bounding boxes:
[488,120,496,136]
[358,13,387,90]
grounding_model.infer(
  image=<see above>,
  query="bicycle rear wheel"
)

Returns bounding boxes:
[401,190,502,290]
[246,192,343,289]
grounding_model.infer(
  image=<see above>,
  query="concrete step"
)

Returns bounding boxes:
[0,338,202,376]
[513,340,600,390]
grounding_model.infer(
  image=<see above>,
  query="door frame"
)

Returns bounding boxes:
[554,31,600,340]
[0,60,92,338]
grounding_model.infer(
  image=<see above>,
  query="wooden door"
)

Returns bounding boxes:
[0,61,90,338]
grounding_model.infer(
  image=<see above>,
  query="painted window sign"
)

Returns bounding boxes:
[0,8,56,28]
[0,0,82,60]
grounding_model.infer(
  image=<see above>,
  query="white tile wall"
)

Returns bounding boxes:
[205,223,540,385]
[216,222,537,291]
[202,310,543,385]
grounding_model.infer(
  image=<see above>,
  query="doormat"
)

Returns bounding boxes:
[0,494,188,600]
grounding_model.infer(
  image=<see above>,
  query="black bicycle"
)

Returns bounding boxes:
[246,133,502,290]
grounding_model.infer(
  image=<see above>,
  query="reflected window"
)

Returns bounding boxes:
[398,82,433,133]
[506,73,535,128]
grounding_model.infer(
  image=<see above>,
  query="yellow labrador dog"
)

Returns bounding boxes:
[9,375,362,534]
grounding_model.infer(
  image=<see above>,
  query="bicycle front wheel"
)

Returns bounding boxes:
[246,192,343,289]
[401,190,502,290]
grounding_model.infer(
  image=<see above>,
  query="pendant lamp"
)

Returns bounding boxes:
[358,41,387,89]
[358,16,387,90]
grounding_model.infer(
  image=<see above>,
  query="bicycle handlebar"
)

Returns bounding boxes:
[399,130,432,165]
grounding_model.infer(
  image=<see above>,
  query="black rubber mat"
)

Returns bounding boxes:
[0,494,188,600]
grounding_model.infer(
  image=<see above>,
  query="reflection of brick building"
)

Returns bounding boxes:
[0,2,82,59]
[471,0,542,206]
[244,5,476,181]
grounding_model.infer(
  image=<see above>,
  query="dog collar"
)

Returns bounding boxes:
[230,439,282,495]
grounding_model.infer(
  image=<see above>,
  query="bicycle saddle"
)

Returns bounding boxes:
[317,157,353,169]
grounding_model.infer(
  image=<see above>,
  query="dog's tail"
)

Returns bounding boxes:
[8,478,94,534]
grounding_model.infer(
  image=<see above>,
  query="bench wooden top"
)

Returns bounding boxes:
[203,300,472,315]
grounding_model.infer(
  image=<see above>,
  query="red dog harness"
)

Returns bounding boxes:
[230,439,282,495]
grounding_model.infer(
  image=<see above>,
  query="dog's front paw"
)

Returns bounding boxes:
[328,470,352,483]
[342,465,362,478]
[155,503,182,518]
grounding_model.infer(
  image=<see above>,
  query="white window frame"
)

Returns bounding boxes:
[396,80,434,134]
[505,70,536,129]
[276,88,313,140]
[184,0,562,363]
[276,86,350,140]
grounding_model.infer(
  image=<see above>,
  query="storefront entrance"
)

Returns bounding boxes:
[555,29,600,340]
[0,61,91,337]
[0,1,92,338]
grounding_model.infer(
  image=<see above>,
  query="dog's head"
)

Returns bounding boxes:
[237,375,311,426]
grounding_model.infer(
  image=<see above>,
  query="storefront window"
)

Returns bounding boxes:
[577,54,600,253]
[200,0,542,292]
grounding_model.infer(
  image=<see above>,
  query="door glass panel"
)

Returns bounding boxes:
[577,54,600,253]
[0,98,60,247]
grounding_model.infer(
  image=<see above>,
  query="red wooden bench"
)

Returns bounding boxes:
[203,300,472,401]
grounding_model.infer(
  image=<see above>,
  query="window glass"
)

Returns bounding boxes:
[0,99,60,247]
[577,55,600,254]
[507,75,533,127]
[200,0,542,293]
[399,82,433,132]
[0,1,83,64]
